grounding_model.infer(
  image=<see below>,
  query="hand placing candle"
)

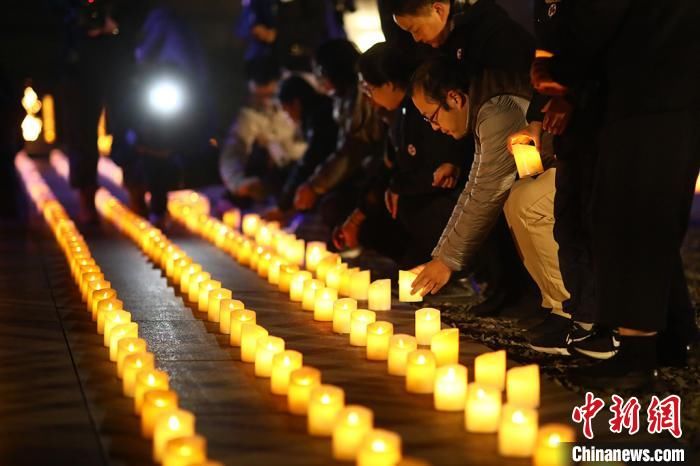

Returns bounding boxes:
[415,308,441,346]
[254,336,285,377]
[287,366,321,415]
[465,382,501,433]
[475,350,507,391]
[368,279,391,311]
[141,389,178,438]
[356,429,402,466]
[511,144,544,178]
[270,350,303,395]
[387,334,417,376]
[332,298,357,334]
[307,384,345,436]
[399,270,423,302]
[506,364,540,408]
[498,404,538,458]
[153,409,195,463]
[349,309,376,346]
[431,328,459,366]
[332,405,374,461]
[366,321,393,361]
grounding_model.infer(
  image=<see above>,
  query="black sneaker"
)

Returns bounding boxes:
[566,322,594,344]
[571,330,620,360]
[529,324,572,356]
[526,312,571,340]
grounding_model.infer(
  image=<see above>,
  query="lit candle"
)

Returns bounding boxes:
[387,334,418,376]
[102,309,131,339]
[415,308,441,346]
[236,239,253,265]
[511,144,544,178]
[277,265,300,293]
[141,389,178,438]
[367,279,391,311]
[430,328,459,366]
[179,263,202,293]
[163,435,207,466]
[171,258,192,284]
[270,350,303,395]
[506,364,539,408]
[206,288,232,322]
[332,298,357,334]
[153,409,195,463]
[249,245,265,271]
[339,266,359,297]
[350,270,370,301]
[187,271,211,304]
[223,209,241,230]
[289,271,312,302]
[218,299,244,334]
[108,322,138,361]
[498,404,538,457]
[325,263,347,290]
[86,279,110,310]
[122,352,155,396]
[474,350,506,390]
[90,287,116,317]
[240,323,268,363]
[301,279,323,311]
[116,337,147,378]
[196,278,220,312]
[95,298,123,324]
[366,321,393,360]
[257,252,272,278]
[315,253,340,281]
[308,384,345,436]
[267,257,285,285]
[80,272,103,301]
[349,309,376,346]
[287,239,305,267]
[254,336,285,377]
[356,429,402,466]
[305,241,327,272]
[134,369,169,414]
[287,366,321,415]
[533,424,575,466]
[434,364,467,411]
[399,270,423,302]
[405,350,436,394]
[256,225,274,248]
[332,405,374,461]
[313,287,338,321]
[242,213,260,237]
[229,309,256,346]
[465,382,501,433]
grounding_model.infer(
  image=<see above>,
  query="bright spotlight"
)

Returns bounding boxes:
[147,79,185,116]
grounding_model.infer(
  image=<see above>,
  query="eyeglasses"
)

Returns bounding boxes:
[423,103,441,124]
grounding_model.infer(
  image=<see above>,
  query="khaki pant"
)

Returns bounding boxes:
[504,168,570,313]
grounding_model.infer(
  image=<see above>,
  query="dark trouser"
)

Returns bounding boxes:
[142,155,179,216]
[591,111,699,344]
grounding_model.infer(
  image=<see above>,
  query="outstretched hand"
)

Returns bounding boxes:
[411,258,453,296]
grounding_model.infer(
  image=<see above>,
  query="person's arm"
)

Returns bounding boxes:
[218,109,260,193]
[432,95,526,271]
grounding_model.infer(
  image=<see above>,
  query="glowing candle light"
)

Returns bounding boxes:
[506,364,540,408]
[366,321,393,361]
[305,241,327,272]
[313,287,338,321]
[90,288,117,317]
[301,279,323,311]
[287,366,321,415]
[406,350,436,394]
[387,334,418,376]
[350,270,371,301]
[475,350,507,391]
[339,267,360,297]
[240,323,268,363]
[270,350,303,395]
[122,352,155,396]
[218,299,244,334]
[108,322,138,361]
[465,382,501,433]
[431,328,459,366]
[511,144,544,178]
[141,389,178,438]
[80,272,103,300]
[237,239,253,265]
[289,271,312,302]
[433,364,467,411]
[254,336,285,377]
[286,239,305,267]
[116,337,147,378]
[166,255,189,280]
[267,257,285,285]
[332,298,357,334]
[241,213,260,237]
[134,369,169,414]
[172,259,194,285]
[257,252,273,278]
[163,435,207,466]
[86,279,110,310]
[368,279,391,311]
[249,245,265,271]
[153,410,195,463]
[325,263,347,290]
[356,429,402,466]
[315,253,340,282]
[349,309,376,346]
[196,279,221,314]
[206,288,231,322]
[498,404,538,458]
[102,309,131,339]
[229,309,256,346]
[332,405,374,461]
[277,265,299,293]
[94,297,123,324]
[533,424,576,466]
[223,209,241,230]
[415,308,441,346]
[308,385,345,436]
[179,263,202,294]
[399,270,423,302]
[188,272,211,304]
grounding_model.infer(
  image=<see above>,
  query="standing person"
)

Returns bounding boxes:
[532,0,700,389]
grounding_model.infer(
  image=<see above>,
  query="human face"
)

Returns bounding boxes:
[393,2,450,48]
[411,86,469,139]
[360,79,405,111]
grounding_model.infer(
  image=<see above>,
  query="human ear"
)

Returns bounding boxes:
[446,90,466,110]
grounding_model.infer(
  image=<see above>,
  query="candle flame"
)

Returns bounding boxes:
[320,394,331,404]
[548,433,561,447]
[477,389,485,399]
[179,445,192,455]
[416,355,426,365]
[371,439,387,453]
[155,399,167,407]
[147,374,156,385]
[168,415,180,430]
[128,343,135,351]
[512,410,526,424]
[347,412,360,425]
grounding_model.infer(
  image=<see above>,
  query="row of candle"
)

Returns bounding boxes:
[16,154,219,466]
[168,193,576,463]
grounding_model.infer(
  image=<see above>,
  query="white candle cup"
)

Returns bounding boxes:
[399,270,423,302]
[116,338,147,378]
[313,287,338,321]
[134,369,169,414]
[368,279,391,311]
[433,364,468,411]
[498,404,538,458]
[301,279,323,311]
[307,384,345,436]
[229,309,256,346]
[289,271,312,302]
[465,382,502,433]
[254,336,285,377]
[430,328,459,366]
[240,323,268,363]
[475,350,507,391]
[511,144,544,178]
[305,241,327,272]
[405,350,436,394]
[141,389,178,438]
[315,253,340,282]
[387,334,418,376]
[287,366,321,415]
[270,350,303,395]
[153,409,195,463]
[415,308,441,346]
[349,309,376,346]
[162,435,207,466]
[325,263,348,290]
[506,364,540,408]
[350,270,371,301]
[356,429,402,466]
[108,322,138,361]
[122,352,155,397]
[533,423,576,466]
[366,321,394,361]
[332,298,357,334]
[207,288,231,322]
[218,299,245,334]
[332,405,374,461]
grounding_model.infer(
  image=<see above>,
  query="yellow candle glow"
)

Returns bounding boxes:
[475,350,506,390]
[332,405,374,461]
[134,369,169,414]
[206,288,231,322]
[406,350,436,394]
[122,352,155,396]
[313,287,338,321]
[117,337,147,378]
[289,271,312,302]
[94,298,123,324]
[236,239,253,265]
[332,298,357,334]
[498,404,538,458]
[223,209,241,230]
[108,322,138,361]
[249,245,265,271]
[287,366,321,415]
[187,271,211,303]
[339,266,359,297]
[434,364,467,411]
[387,334,418,376]
[465,382,501,433]
[350,270,371,301]
[415,308,441,345]
[257,252,272,277]
[229,309,256,346]
[308,385,345,436]
[163,435,207,466]
[141,389,178,438]
[218,299,244,334]
[153,409,195,463]
[511,144,544,178]
[349,309,376,346]
[315,253,340,281]
[241,213,260,237]
[399,270,423,302]
[90,287,117,316]
[368,279,391,311]
[506,364,540,408]
[103,309,131,340]
[325,263,347,290]
[301,279,323,311]
[267,257,285,285]
[366,321,393,361]
[305,241,327,272]
[431,328,459,366]
[254,336,285,377]
[195,278,219,311]
[171,257,192,284]
[270,350,303,395]
[286,239,305,266]
[86,279,110,310]
[178,263,202,291]
[277,265,300,293]
[533,423,576,466]
[240,323,268,363]
[356,429,402,466]
[80,272,103,300]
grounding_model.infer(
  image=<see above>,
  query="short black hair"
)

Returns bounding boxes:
[358,42,420,90]
[387,0,448,16]
[411,55,469,106]
[246,56,282,86]
[314,39,361,92]
[278,75,317,105]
